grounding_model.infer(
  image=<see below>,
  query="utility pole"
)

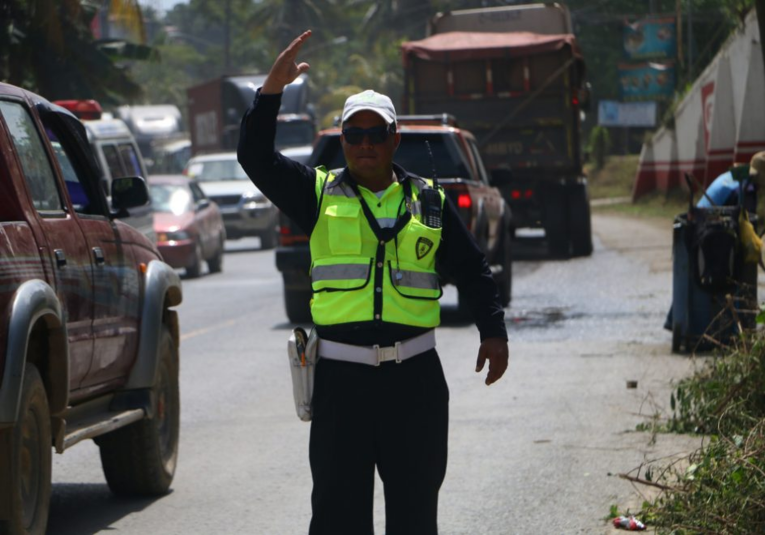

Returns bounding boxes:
[224,0,232,71]
[687,0,694,80]
[757,0,765,99]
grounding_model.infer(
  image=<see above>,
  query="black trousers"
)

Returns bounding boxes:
[308,349,449,535]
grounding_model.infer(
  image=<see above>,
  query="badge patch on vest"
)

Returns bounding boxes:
[416,237,434,259]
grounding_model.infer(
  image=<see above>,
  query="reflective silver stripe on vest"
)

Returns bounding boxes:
[393,269,440,290]
[326,181,356,198]
[377,217,396,228]
[312,263,369,281]
[410,200,422,216]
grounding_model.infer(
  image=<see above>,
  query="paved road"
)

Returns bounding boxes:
[47,215,704,534]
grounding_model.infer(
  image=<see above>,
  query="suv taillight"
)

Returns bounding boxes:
[278,215,309,246]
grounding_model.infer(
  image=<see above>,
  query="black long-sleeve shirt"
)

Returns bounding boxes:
[238,90,507,346]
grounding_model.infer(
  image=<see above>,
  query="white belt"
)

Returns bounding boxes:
[318,330,436,366]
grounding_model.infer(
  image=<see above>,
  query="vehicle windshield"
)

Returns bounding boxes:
[276,121,315,149]
[186,159,249,182]
[150,184,193,215]
[315,133,470,179]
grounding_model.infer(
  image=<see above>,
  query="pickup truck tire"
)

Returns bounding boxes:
[98,325,180,496]
[0,364,51,535]
[496,233,513,307]
[284,287,312,324]
[186,241,203,278]
[569,184,593,257]
[207,236,224,274]
[260,230,276,250]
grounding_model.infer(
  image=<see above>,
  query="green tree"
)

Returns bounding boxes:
[0,0,143,103]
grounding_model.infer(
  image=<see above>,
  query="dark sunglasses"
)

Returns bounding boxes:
[342,125,394,145]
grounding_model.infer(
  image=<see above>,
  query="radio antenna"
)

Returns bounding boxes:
[425,140,439,189]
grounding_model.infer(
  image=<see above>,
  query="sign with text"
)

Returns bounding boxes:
[623,17,677,60]
[618,62,676,101]
[598,101,657,127]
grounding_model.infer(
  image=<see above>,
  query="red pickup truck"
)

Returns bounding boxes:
[0,82,183,534]
[276,115,513,323]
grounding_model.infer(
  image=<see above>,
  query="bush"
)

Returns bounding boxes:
[588,126,611,170]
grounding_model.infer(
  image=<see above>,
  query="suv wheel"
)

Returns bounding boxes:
[207,235,224,274]
[97,325,180,496]
[0,364,51,535]
[186,241,203,278]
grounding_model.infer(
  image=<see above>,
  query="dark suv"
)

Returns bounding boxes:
[0,83,182,534]
[276,114,513,323]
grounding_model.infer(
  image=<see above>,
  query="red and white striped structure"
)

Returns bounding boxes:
[633,9,765,199]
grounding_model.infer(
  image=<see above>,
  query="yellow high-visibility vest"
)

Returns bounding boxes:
[309,167,445,327]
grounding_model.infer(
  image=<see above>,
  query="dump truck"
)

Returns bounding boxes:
[402,3,592,257]
[187,73,315,156]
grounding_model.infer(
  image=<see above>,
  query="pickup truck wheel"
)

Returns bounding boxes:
[497,238,512,308]
[186,241,203,278]
[259,230,276,250]
[98,325,179,496]
[0,364,51,535]
[284,287,312,324]
[207,236,224,274]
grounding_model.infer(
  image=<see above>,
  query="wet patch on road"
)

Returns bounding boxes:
[506,307,584,328]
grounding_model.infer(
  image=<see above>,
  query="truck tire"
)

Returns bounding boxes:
[98,325,180,496]
[0,364,51,535]
[543,183,571,258]
[284,287,312,324]
[569,183,593,257]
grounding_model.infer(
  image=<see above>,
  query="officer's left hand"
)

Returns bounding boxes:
[475,337,509,386]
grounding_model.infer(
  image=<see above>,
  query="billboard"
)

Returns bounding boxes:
[624,17,677,60]
[598,101,657,127]
[619,62,676,101]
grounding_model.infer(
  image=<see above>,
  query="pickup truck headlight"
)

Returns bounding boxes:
[242,191,270,210]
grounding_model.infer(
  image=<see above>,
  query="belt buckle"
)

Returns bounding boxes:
[374,342,401,365]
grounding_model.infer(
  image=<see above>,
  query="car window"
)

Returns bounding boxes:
[395,134,470,179]
[312,134,470,180]
[45,128,93,213]
[0,100,64,213]
[186,159,248,182]
[149,183,193,215]
[189,182,206,203]
[466,138,490,184]
[118,143,143,177]
[101,144,125,179]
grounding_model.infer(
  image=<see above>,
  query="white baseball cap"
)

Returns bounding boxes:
[341,90,396,126]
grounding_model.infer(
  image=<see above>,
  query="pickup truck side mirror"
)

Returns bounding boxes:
[111,176,149,216]
[196,199,211,211]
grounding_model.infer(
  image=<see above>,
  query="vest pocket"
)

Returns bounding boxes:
[325,203,362,255]
[311,257,373,292]
[388,261,442,300]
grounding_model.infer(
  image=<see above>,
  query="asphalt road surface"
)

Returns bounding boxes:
[47,213,705,534]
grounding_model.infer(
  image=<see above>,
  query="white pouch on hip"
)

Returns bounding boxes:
[287,327,318,422]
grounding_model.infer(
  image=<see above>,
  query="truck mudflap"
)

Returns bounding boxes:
[124,260,182,390]
[0,280,67,425]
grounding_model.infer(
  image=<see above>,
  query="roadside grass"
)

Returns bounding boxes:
[586,154,688,221]
[628,327,765,533]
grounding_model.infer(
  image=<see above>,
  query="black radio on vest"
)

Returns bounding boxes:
[422,140,442,229]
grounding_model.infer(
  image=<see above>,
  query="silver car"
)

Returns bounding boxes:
[184,152,278,249]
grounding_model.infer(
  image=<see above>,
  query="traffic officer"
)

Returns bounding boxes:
[238,30,509,535]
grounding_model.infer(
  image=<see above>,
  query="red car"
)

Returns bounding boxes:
[149,174,227,277]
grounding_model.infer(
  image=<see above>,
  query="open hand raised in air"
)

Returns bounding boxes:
[262,30,312,94]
